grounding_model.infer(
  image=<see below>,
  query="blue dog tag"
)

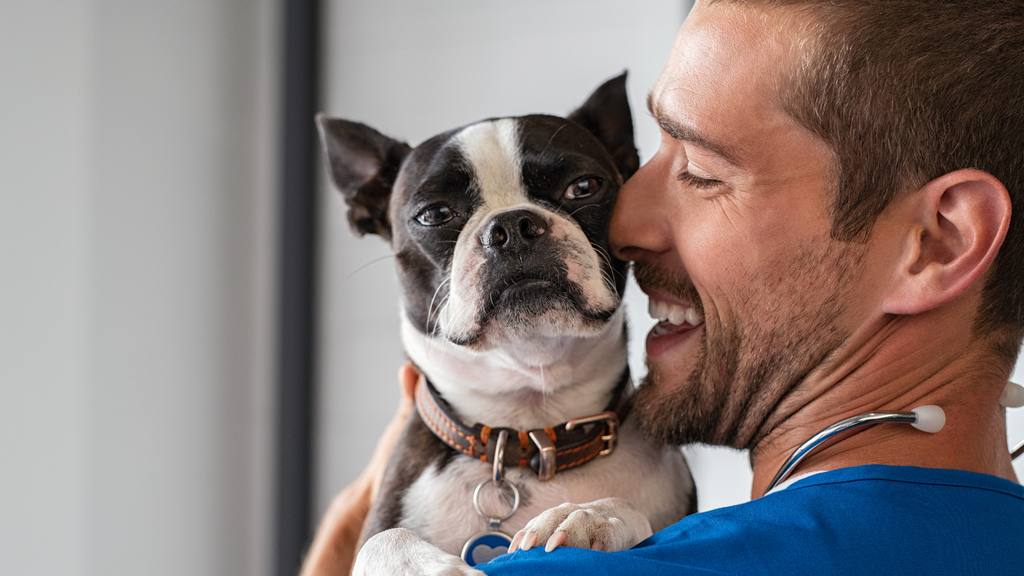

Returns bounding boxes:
[461,530,513,567]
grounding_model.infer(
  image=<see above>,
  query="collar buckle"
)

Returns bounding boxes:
[528,430,556,481]
[565,411,620,457]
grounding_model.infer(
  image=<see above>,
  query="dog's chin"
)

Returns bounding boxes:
[447,285,618,351]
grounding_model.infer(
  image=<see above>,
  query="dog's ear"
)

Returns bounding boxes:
[315,114,412,240]
[567,72,640,181]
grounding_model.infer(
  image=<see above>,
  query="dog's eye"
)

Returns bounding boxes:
[415,204,455,226]
[565,177,601,200]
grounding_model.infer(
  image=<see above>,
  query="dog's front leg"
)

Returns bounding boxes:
[509,497,653,553]
[353,528,487,576]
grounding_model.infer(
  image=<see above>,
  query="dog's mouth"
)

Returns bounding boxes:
[486,272,578,315]
[495,276,562,303]
[443,270,616,347]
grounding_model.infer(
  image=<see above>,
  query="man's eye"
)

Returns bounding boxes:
[565,176,602,200]
[677,171,721,189]
[415,205,455,226]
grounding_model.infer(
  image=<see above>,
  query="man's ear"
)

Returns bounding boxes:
[315,114,412,240]
[882,169,1011,315]
[567,72,640,181]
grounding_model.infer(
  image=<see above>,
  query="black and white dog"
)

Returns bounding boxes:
[317,73,695,575]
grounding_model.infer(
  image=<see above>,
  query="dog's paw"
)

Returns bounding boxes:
[353,528,486,576]
[509,497,653,553]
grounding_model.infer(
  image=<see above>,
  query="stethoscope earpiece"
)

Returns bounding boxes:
[909,405,945,433]
[1000,381,1024,408]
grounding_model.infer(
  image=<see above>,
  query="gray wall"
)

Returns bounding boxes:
[1,1,277,575]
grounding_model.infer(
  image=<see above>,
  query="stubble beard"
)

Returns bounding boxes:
[632,239,866,451]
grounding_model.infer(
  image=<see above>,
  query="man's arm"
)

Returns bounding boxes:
[299,365,418,576]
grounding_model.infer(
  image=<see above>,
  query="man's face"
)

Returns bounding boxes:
[611,2,869,450]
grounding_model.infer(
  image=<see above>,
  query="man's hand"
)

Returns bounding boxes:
[299,365,418,576]
[509,497,653,553]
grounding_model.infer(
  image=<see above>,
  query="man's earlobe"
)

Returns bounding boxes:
[882,169,1011,315]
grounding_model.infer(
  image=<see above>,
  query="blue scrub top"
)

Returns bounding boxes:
[481,465,1024,575]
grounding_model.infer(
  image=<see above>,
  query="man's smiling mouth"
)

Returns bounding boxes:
[648,298,704,335]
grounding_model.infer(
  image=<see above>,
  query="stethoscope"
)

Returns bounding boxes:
[765,381,1024,493]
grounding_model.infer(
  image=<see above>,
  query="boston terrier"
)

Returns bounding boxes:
[317,73,695,574]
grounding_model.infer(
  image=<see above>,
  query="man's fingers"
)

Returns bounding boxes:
[367,365,421,501]
[397,363,418,407]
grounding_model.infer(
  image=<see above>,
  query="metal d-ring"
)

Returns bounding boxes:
[472,477,521,528]
[476,429,520,527]
[492,429,508,483]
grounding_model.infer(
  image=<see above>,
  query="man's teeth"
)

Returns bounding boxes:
[648,299,703,326]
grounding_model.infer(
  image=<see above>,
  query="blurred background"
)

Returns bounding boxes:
[3,1,1023,576]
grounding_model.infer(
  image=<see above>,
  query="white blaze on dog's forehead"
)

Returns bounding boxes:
[455,119,529,209]
[441,119,530,341]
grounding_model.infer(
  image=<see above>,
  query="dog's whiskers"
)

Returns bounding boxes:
[592,243,627,290]
[566,204,599,219]
[539,365,549,412]
[427,278,452,334]
[592,242,615,270]
[429,294,451,337]
[341,254,396,283]
[541,124,568,154]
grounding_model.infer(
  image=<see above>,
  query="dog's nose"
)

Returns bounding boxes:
[480,209,549,252]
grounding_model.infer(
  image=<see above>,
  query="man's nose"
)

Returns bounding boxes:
[610,153,672,261]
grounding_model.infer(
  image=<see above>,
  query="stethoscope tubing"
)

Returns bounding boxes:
[766,411,918,493]
[768,408,1023,494]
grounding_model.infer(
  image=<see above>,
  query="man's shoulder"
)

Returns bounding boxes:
[674,464,1024,537]
[646,465,1024,572]
[482,465,1024,576]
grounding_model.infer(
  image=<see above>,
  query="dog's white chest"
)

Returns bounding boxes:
[399,458,561,557]
[397,420,692,557]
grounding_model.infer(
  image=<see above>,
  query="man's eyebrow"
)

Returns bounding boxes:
[646,92,743,166]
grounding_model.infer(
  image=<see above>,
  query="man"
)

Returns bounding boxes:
[303,0,1024,573]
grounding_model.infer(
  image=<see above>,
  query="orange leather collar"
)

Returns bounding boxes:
[413,369,632,481]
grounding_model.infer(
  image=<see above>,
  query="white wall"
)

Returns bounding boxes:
[1,2,277,575]
[1011,367,1024,479]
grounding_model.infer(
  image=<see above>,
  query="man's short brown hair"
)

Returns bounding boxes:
[715,0,1024,364]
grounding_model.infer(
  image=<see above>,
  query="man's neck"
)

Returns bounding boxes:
[749,308,1017,498]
